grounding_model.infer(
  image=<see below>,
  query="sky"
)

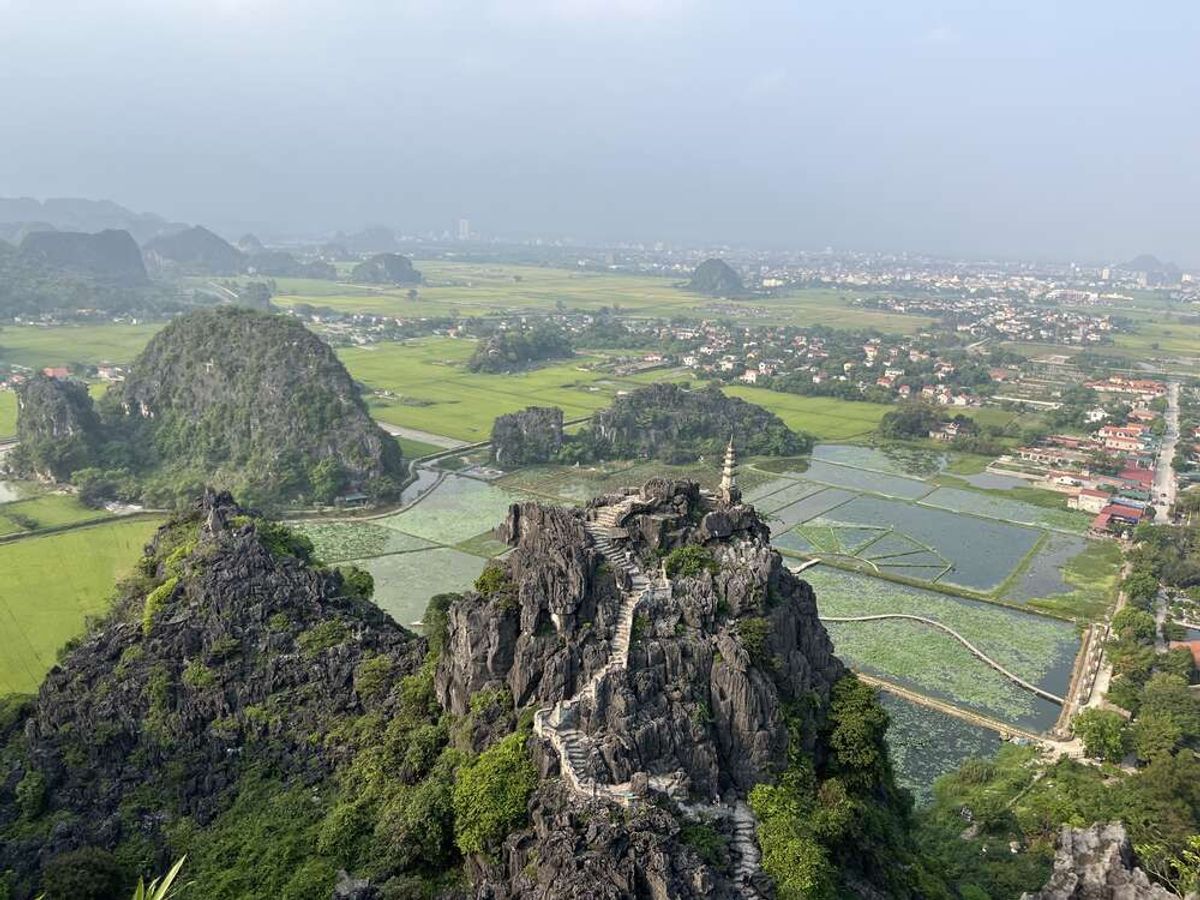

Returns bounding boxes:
[0,0,1197,263]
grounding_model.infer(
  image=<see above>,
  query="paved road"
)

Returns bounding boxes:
[1153,381,1180,519]
[377,422,470,450]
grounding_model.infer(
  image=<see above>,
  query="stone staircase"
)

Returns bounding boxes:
[533,497,765,896]
[730,800,764,897]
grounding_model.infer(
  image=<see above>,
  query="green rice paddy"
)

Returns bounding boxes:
[0,391,16,438]
[0,516,163,694]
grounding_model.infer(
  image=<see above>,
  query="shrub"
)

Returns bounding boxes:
[664,545,719,579]
[474,565,517,611]
[737,617,770,663]
[15,768,46,819]
[1073,708,1127,762]
[182,660,217,690]
[354,654,395,702]
[142,576,180,635]
[337,565,375,602]
[680,821,727,867]
[41,847,126,900]
[452,731,537,855]
[298,620,350,657]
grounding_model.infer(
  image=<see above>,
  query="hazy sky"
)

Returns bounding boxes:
[0,0,1197,263]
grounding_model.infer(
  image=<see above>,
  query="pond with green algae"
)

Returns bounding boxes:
[806,568,1078,731]
[880,694,1002,805]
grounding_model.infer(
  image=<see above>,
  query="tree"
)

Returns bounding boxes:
[1130,710,1183,762]
[1122,571,1160,606]
[1112,607,1157,643]
[1073,708,1127,762]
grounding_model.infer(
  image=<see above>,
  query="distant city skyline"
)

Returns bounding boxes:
[1,1,1197,265]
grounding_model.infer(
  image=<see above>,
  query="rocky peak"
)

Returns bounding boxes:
[1022,823,1185,900]
[436,480,840,897]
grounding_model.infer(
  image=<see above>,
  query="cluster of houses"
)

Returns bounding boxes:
[1007,388,1165,536]
[0,363,126,394]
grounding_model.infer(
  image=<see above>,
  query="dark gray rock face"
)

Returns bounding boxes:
[436,476,845,824]
[490,406,564,467]
[436,502,617,725]
[473,782,723,899]
[1021,823,1182,900]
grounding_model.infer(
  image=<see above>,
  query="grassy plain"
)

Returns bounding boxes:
[341,338,691,442]
[0,390,15,438]
[0,322,163,368]
[0,516,163,694]
[0,494,116,535]
[268,263,932,332]
[723,387,890,441]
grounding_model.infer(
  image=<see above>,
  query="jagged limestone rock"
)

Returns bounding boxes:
[490,406,564,467]
[1021,823,1182,900]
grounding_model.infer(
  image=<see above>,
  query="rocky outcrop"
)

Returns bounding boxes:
[103,307,405,503]
[349,253,422,285]
[686,258,744,297]
[10,374,103,479]
[19,229,148,283]
[143,225,245,275]
[587,383,811,462]
[490,406,564,466]
[437,479,845,896]
[474,782,724,899]
[1022,823,1181,900]
[0,492,425,894]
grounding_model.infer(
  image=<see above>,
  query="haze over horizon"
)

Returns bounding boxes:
[1,0,1197,264]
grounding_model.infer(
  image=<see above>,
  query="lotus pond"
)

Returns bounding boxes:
[807,568,1078,731]
[880,694,1002,805]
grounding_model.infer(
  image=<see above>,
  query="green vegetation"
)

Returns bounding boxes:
[916,745,1200,898]
[724,386,889,441]
[810,568,1077,728]
[663,545,719,578]
[10,309,405,510]
[751,677,934,899]
[0,493,117,535]
[0,390,16,438]
[467,321,572,373]
[0,516,162,693]
[451,730,537,854]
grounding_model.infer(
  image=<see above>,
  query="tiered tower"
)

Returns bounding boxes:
[719,435,741,504]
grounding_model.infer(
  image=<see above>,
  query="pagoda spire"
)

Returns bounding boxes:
[719,434,741,504]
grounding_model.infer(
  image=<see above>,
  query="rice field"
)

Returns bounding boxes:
[291,521,435,562]
[919,485,1088,534]
[378,475,521,545]
[351,547,486,627]
[0,493,117,535]
[722,386,890,440]
[0,391,16,438]
[0,516,163,694]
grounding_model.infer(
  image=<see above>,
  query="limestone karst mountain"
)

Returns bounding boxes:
[9,308,404,507]
[686,257,745,296]
[18,229,148,284]
[0,480,927,898]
